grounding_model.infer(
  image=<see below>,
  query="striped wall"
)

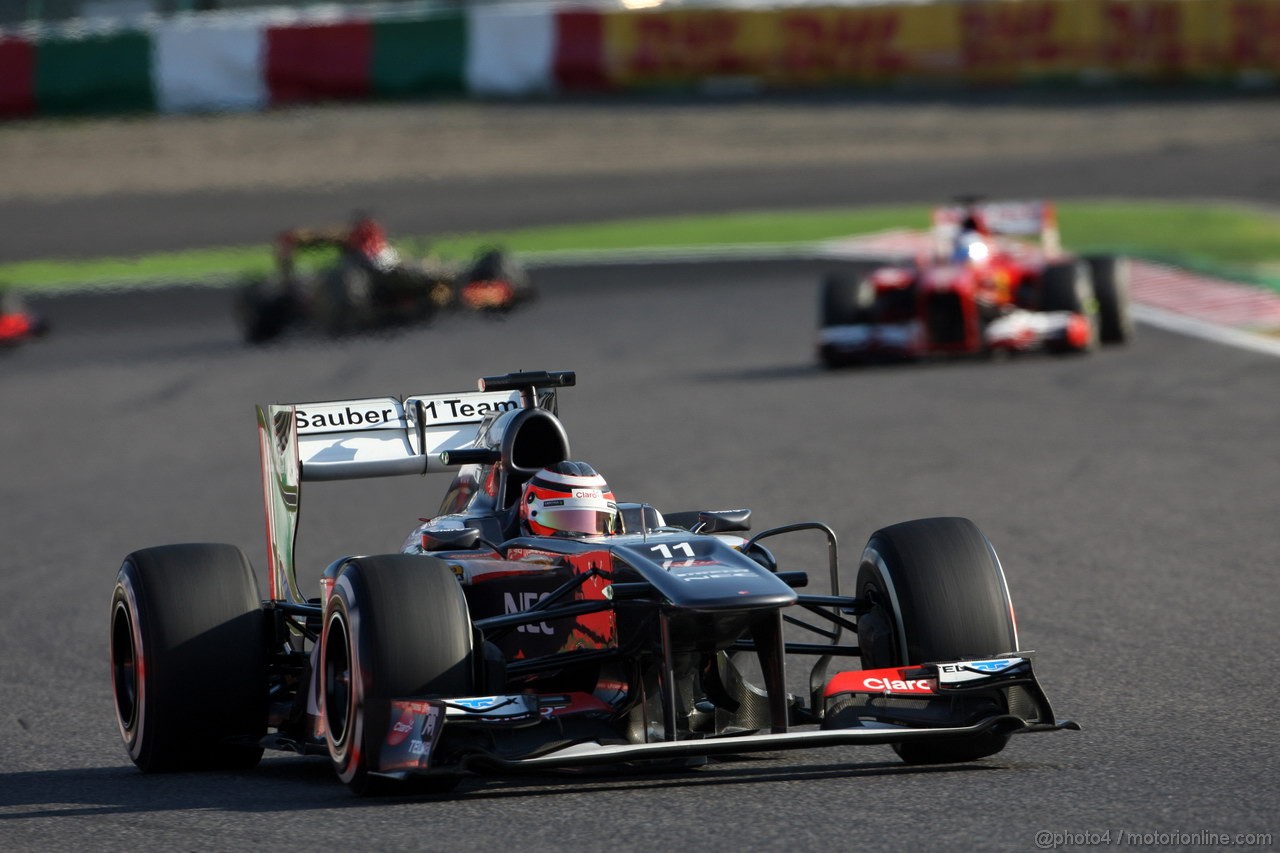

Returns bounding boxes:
[3,0,1280,118]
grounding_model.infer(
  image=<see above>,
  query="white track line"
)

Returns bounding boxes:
[1130,304,1280,358]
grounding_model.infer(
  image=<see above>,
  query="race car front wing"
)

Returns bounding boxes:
[373,656,1078,777]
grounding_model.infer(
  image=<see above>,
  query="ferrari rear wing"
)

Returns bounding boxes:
[932,199,1061,257]
[257,375,567,603]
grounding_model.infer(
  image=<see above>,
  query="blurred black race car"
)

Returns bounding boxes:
[0,288,49,349]
[110,370,1076,794]
[235,215,535,344]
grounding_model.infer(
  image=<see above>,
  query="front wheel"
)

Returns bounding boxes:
[321,555,475,795]
[820,274,874,328]
[1041,261,1098,353]
[855,517,1019,764]
[235,277,298,344]
[110,544,267,772]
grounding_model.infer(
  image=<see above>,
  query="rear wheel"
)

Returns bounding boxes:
[110,544,267,772]
[855,517,1019,764]
[460,249,535,312]
[322,555,475,795]
[1086,255,1134,344]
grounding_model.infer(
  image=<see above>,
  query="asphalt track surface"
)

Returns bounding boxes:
[2,95,1279,851]
[2,257,1278,851]
[9,137,1280,261]
[3,92,1280,261]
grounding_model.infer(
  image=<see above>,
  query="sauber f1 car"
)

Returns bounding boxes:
[235,217,534,344]
[0,288,48,349]
[818,200,1133,367]
[110,370,1076,794]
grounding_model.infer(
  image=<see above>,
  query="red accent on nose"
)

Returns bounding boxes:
[1065,315,1091,349]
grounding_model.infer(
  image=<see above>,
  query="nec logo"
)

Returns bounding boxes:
[503,592,554,635]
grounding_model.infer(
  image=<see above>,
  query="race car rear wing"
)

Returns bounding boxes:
[932,199,1061,257]
[256,374,567,603]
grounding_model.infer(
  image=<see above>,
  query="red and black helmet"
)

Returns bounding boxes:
[520,461,619,537]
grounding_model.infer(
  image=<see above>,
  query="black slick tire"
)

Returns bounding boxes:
[235,278,296,344]
[321,555,475,795]
[462,249,535,311]
[855,517,1019,764]
[110,544,267,772]
[1086,255,1134,344]
[318,260,376,336]
[1040,261,1085,313]
[819,275,876,368]
[820,275,874,328]
[1040,261,1098,352]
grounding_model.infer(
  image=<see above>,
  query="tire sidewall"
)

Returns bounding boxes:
[1087,255,1134,344]
[322,579,369,788]
[854,543,909,669]
[318,556,474,792]
[856,519,1018,668]
[852,519,1019,763]
[108,544,266,772]
[110,565,149,765]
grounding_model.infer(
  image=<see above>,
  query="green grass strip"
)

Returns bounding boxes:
[3,201,1279,293]
[1056,201,1280,290]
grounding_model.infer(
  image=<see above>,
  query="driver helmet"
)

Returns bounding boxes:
[952,229,990,263]
[345,214,397,269]
[520,461,619,537]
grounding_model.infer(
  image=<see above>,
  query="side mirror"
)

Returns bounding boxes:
[421,527,482,552]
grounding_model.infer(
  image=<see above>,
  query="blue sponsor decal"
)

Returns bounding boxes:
[965,659,1019,673]
[450,696,510,710]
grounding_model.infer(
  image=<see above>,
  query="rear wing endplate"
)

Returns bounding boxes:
[256,387,555,603]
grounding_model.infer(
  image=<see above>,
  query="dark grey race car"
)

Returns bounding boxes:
[109,370,1076,794]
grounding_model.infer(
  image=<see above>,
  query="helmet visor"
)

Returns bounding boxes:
[536,507,618,536]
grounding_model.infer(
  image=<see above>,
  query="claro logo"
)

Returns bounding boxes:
[858,676,936,695]
[386,709,416,746]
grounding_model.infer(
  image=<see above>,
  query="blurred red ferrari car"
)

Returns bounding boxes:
[818,200,1132,367]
